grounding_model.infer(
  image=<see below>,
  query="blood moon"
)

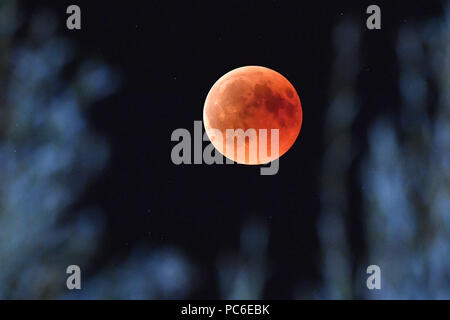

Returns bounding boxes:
[203,66,302,165]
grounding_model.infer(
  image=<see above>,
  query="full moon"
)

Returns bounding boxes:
[203,66,302,165]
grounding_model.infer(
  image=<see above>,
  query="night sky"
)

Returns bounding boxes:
[19,0,445,298]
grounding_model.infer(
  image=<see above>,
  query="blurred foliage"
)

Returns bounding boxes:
[361,7,450,299]
[318,18,360,299]
[0,1,194,299]
[319,6,449,299]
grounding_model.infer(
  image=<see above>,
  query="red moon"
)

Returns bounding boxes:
[203,66,302,164]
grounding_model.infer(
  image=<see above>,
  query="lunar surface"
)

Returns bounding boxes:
[203,66,302,164]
